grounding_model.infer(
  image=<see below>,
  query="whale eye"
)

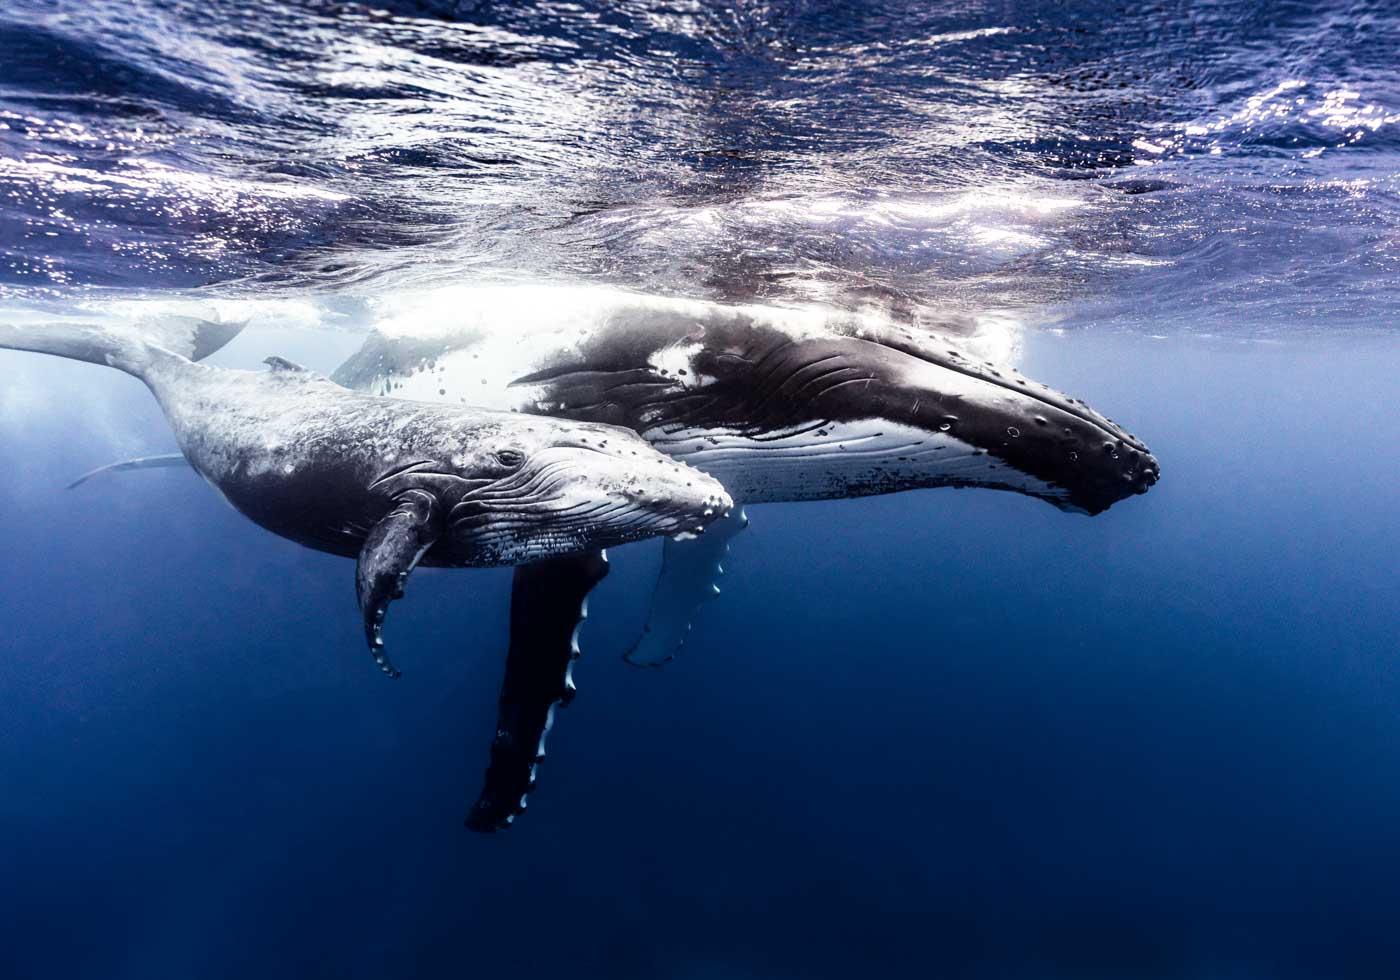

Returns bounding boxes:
[494,449,526,469]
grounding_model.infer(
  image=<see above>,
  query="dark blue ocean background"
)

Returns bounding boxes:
[2,2,1399,977]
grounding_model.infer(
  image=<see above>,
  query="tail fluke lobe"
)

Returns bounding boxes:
[180,317,246,361]
[0,315,245,378]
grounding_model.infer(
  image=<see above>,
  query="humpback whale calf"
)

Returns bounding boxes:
[329,288,1160,662]
[2,316,731,830]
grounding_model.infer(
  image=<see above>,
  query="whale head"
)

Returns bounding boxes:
[853,340,1160,515]
[441,419,733,565]
[693,335,1161,515]
[563,328,1160,515]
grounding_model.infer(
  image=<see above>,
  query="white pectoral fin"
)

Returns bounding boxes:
[624,506,749,668]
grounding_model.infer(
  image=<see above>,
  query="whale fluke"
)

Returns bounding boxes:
[181,317,246,361]
[356,489,445,679]
[0,315,244,378]
[468,549,610,832]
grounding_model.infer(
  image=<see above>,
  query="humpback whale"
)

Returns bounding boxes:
[2,315,731,829]
[79,289,1161,666]
[329,288,1160,662]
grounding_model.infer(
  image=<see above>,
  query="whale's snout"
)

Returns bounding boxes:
[452,423,734,564]
[1047,436,1160,515]
[958,394,1161,517]
[590,441,733,539]
[863,344,1162,516]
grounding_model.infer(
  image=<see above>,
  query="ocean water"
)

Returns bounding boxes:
[1,2,1398,978]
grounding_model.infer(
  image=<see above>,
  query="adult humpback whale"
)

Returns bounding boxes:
[330,287,1160,661]
[1,315,731,830]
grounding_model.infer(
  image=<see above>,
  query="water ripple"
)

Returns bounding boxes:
[0,0,1396,332]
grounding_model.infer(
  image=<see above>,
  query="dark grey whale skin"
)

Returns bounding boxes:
[157,361,708,830]
[467,550,612,833]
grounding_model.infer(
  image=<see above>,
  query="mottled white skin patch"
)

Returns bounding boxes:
[641,420,1063,504]
[646,341,713,389]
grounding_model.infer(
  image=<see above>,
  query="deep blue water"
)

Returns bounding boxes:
[2,1,1400,978]
[4,332,1399,979]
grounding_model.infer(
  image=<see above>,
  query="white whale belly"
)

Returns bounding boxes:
[641,419,1066,504]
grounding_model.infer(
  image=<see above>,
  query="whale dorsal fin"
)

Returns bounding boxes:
[624,506,749,667]
[263,355,308,373]
[467,549,610,832]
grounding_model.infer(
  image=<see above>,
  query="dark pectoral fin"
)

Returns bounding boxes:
[466,549,610,832]
[356,490,443,679]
